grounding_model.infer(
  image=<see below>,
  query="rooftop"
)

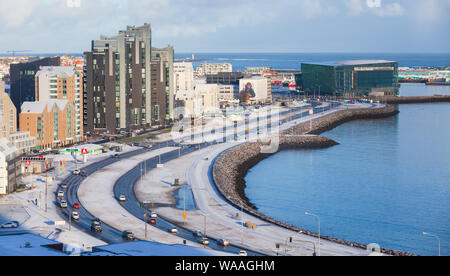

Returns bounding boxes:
[21,99,69,114]
[302,60,397,67]
[36,66,78,78]
[84,241,233,256]
[0,233,66,256]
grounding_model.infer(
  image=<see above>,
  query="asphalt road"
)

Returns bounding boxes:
[57,101,339,253]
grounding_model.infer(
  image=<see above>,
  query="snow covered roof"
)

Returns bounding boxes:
[0,137,18,161]
[36,66,78,78]
[21,100,69,114]
[0,233,66,256]
[85,241,234,256]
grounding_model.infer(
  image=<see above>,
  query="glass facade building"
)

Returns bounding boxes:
[301,60,399,96]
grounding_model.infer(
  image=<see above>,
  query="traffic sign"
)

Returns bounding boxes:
[81,149,88,155]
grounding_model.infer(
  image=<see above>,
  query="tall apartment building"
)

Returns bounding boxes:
[35,66,83,142]
[0,81,35,154]
[195,63,232,77]
[20,100,76,149]
[151,46,175,126]
[84,24,153,134]
[0,80,17,140]
[174,62,194,91]
[9,57,60,122]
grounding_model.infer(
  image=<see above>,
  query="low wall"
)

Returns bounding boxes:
[212,105,416,256]
[375,95,450,104]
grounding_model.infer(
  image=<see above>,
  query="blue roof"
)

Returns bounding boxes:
[302,60,397,67]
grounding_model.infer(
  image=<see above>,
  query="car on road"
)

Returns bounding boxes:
[199,237,210,245]
[122,230,135,241]
[218,239,230,247]
[113,154,120,159]
[60,200,68,208]
[149,218,156,225]
[239,250,248,256]
[72,212,80,220]
[73,170,80,175]
[119,195,126,202]
[73,203,80,209]
[169,227,178,234]
[57,191,64,198]
[91,222,102,233]
[80,171,88,177]
[1,221,19,229]
[150,212,157,218]
[193,230,203,238]
[60,183,68,189]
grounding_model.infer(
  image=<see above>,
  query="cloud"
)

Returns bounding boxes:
[0,0,36,28]
[344,0,405,17]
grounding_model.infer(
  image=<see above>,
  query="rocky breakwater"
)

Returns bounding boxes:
[212,105,415,256]
[284,104,399,136]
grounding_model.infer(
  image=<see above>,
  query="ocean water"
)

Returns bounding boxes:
[244,103,450,256]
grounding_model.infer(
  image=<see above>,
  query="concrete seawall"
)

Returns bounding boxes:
[380,95,450,104]
[212,105,416,256]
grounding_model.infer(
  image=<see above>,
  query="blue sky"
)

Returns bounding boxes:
[0,0,449,54]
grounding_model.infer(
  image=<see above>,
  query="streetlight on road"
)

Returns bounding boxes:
[423,232,440,256]
[305,212,320,256]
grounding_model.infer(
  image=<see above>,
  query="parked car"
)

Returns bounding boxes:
[57,191,64,198]
[218,239,230,247]
[122,230,135,241]
[1,221,19,229]
[193,230,203,238]
[169,227,178,234]
[60,200,68,208]
[72,212,80,220]
[119,195,126,202]
[73,203,80,209]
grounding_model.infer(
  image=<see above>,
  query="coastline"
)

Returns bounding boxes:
[211,105,418,256]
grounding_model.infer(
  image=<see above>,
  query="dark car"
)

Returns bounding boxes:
[193,230,203,238]
[91,223,102,233]
[122,231,135,241]
[113,154,120,159]
[80,171,88,177]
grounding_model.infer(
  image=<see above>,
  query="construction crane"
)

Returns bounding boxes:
[6,50,31,56]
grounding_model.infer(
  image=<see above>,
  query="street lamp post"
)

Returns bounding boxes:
[305,212,320,256]
[423,232,440,256]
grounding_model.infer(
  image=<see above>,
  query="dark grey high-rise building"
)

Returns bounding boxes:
[9,57,60,121]
[151,46,174,126]
[84,24,161,134]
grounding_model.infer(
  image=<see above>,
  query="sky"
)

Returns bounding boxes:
[0,0,449,54]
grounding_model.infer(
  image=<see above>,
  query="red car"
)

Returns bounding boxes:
[149,219,156,225]
[73,203,80,209]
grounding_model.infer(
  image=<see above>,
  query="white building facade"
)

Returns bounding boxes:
[174,62,194,92]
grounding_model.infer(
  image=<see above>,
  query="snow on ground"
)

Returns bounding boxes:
[135,104,379,256]
[0,145,142,250]
[77,146,215,250]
